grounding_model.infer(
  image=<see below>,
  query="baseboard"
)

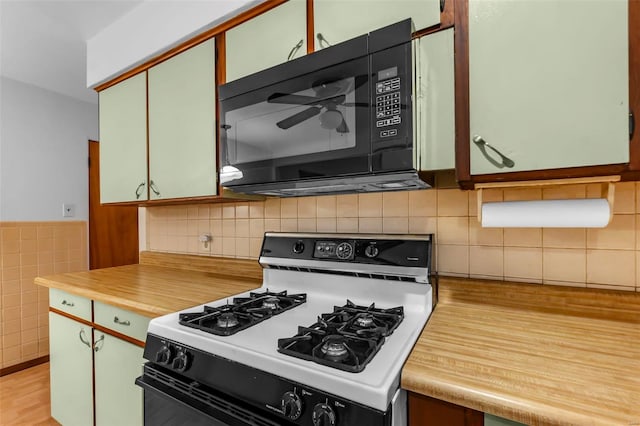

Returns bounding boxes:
[0,355,49,377]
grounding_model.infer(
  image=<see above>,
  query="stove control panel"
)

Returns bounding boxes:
[261,233,432,270]
[314,241,355,260]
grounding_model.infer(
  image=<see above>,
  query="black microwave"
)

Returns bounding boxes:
[218,19,428,196]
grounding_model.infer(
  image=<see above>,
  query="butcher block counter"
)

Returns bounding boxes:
[402,277,640,426]
[34,251,263,317]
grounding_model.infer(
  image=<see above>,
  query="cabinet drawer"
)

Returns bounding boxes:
[49,288,92,321]
[94,301,150,342]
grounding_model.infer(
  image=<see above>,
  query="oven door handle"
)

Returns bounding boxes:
[136,374,282,426]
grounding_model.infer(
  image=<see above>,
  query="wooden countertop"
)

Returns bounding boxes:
[35,252,262,317]
[402,277,640,426]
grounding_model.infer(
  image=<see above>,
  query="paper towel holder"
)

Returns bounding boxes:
[476,175,620,226]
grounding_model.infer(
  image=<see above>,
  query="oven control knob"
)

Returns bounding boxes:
[292,241,305,254]
[172,350,191,372]
[280,391,302,420]
[364,244,379,258]
[155,345,173,365]
[335,242,353,260]
[312,402,336,426]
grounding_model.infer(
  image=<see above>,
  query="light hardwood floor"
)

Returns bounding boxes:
[0,363,59,425]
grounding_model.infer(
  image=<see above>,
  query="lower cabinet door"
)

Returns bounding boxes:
[49,312,94,426]
[94,332,145,426]
[94,330,144,426]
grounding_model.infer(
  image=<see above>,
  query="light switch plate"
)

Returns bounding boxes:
[62,204,75,217]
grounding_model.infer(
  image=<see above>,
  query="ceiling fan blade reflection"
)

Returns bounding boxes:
[276,106,322,129]
[267,93,322,105]
[336,113,349,133]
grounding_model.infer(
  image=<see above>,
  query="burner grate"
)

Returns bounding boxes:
[277,300,404,373]
[179,290,306,336]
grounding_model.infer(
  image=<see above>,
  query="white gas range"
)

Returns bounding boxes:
[137,233,433,426]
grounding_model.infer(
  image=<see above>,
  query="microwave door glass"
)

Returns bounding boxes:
[226,77,360,164]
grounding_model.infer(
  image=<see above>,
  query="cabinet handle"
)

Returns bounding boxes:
[113,316,131,326]
[630,109,635,140]
[440,0,445,13]
[79,329,91,348]
[316,33,332,49]
[287,39,304,61]
[62,300,75,307]
[472,135,515,169]
[94,334,105,352]
[149,180,161,197]
[135,181,146,200]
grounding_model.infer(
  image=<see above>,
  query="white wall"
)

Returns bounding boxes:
[86,0,262,87]
[0,77,98,221]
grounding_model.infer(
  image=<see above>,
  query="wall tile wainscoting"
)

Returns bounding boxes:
[147,183,640,292]
[0,222,87,370]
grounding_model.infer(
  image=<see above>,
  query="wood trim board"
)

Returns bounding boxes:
[0,356,50,377]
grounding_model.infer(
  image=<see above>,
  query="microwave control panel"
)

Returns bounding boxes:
[375,79,401,136]
[370,43,411,151]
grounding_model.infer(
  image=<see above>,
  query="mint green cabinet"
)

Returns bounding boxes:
[99,72,148,203]
[468,0,629,175]
[148,38,217,199]
[49,295,147,426]
[313,0,440,49]
[414,28,455,171]
[49,312,94,426]
[94,333,145,426]
[225,0,307,82]
[99,39,218,203]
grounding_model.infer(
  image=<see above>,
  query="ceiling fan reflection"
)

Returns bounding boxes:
[267,80,367,133]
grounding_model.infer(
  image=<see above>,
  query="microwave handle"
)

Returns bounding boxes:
[287,39,304,61]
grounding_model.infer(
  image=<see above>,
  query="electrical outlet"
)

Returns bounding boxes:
[62,204,75,217]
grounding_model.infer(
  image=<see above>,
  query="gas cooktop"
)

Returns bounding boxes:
[278,301,404,372]
[178,290,307,336]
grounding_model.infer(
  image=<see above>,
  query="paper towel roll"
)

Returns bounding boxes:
[481,198,611,228]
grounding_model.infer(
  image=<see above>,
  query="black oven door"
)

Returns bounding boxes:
[136,364,286,426]
[219,51,371,188]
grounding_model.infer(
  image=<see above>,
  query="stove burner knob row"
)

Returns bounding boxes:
[155,345,173,365]
[280,390,302,420]
[172,350,191,372]
[312,402,336,426]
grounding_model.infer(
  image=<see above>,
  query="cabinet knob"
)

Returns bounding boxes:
[472,135,515,169]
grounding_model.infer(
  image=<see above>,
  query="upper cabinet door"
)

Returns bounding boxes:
[225,0,307,82]
[148,38,217,200]
[313,0,440,49]
[99,73,148,203]
[414,28,455,171]
[469,0,629,175]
